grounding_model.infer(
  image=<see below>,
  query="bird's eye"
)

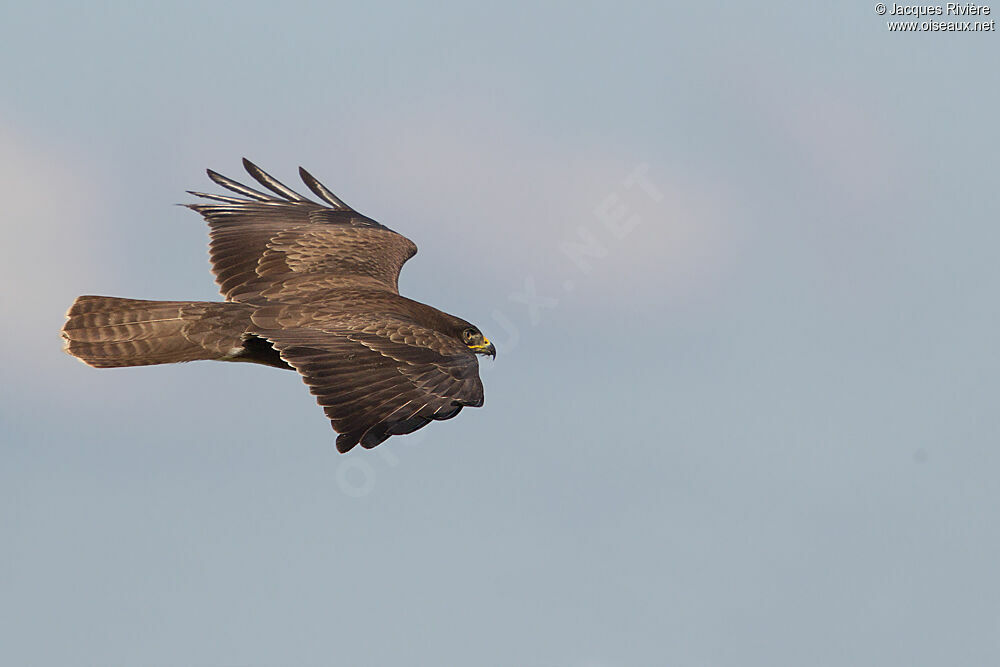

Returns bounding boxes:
[463,328,478,342]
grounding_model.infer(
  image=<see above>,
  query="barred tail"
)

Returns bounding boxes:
[61,296,250,368]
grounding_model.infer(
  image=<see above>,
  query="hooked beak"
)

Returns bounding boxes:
[469,338,496,359]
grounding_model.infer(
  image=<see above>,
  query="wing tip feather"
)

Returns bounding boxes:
[242,158,310,202]
[298,166,351,210]
[192,161,355,214]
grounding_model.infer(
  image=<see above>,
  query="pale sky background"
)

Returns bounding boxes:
[2,2,999,666]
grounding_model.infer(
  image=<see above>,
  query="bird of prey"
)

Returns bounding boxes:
[62,159,495,452]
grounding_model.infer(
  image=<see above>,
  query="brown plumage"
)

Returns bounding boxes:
[62,159,495,452]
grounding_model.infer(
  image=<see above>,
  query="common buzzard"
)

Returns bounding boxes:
[62,159,495,452]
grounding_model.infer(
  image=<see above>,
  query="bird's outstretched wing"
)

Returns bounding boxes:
[251,308,484,452]
[186,158,417,304]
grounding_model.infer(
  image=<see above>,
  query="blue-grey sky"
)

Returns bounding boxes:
[2,2,999,665]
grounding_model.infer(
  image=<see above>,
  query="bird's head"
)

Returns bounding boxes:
[460,325,496,359]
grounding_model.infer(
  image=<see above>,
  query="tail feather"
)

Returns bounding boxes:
[62,296,248,368]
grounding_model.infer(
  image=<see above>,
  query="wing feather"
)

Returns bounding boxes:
[241,158,310,202]
[206,168,272,201]
[298,166,350,209]
[186,162,417,302]
[185,190,248,204]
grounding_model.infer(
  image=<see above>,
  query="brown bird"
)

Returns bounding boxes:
[62,159,495,452]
